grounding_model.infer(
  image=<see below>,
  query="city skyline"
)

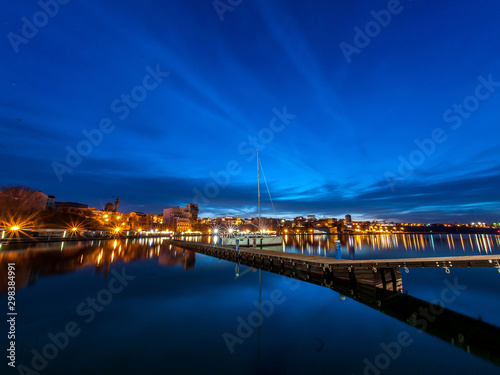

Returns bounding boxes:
[2,1,500,223]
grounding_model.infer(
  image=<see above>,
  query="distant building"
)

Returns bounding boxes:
[293,217,306,227]
[103,196,120,212]
[175,217,191,232]
[163,206,184,225]
[162,203,200,232]
[307,215,316,222]
[127,212,162,231]
[55,202,89,213]
[114,197,120,212]
[345,214,352,225]
[46,195,56,210]
[184,203,199,221]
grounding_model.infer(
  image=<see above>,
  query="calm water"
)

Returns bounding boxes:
[2,234,500,375]
[197,232,500,259]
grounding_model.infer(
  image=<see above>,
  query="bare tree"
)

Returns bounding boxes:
[0,186,46,227]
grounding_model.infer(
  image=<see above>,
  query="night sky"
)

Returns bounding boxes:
[2,0,500,222]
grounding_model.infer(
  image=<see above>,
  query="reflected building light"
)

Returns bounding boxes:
[356,236,361,251]
[412,235,418,251]
[459,235,465,252]
[446,234,455,251]
[484,234,492,253]
[489,235,496,251]
[475,235,481,253]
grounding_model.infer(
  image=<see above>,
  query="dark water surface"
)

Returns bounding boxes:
[1,234,500,375]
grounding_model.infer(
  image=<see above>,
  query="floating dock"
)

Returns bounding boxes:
[164,239,500,289]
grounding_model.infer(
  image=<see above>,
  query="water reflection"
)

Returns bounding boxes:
[283,233,500,259]
[0,237,196,295]
[2,237,500,372]
[170,244,500,368]
[3,234,499,296]
[177,233,500,258]
[159,246,196,269]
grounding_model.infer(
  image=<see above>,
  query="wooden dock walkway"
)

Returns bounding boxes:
[164,239,500,289]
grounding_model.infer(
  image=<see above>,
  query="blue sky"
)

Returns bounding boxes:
[1,0,500,222]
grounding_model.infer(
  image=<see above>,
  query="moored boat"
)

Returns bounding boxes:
[224,150,283,249]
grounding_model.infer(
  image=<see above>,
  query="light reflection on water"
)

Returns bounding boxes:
[283,233,500,257]
[182,233,500,260]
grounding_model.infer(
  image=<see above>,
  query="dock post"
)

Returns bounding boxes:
[335,240,341,259]
[236,238,239,251]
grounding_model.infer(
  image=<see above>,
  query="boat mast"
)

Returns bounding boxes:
[257,149,261,232]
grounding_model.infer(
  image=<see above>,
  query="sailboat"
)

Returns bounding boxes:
[224,150,283,248]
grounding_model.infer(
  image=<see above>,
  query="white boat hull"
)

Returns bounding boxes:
[224,235,283,247]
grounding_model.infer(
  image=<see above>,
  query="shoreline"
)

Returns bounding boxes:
[1,229,498,245]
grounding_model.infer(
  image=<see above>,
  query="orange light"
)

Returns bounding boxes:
[10,226,20,231]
